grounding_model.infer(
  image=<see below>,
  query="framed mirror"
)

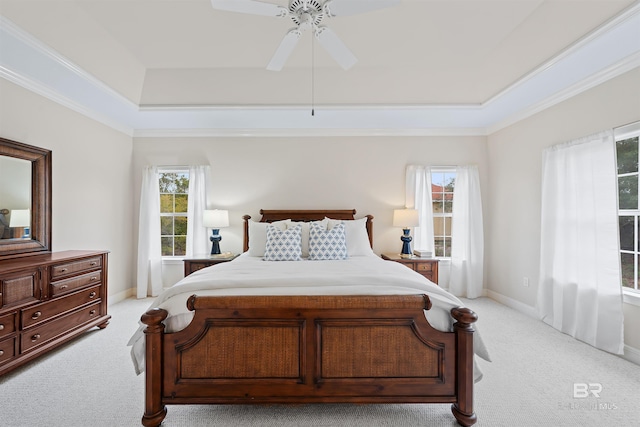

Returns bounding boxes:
[0,137,51,259]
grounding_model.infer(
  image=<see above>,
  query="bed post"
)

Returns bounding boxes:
[450,307,478,427]
[243,215,251,252]
[141,308,168,427]
[365,214,374,248]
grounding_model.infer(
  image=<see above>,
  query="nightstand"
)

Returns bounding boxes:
[381,253,439,285]
[183,253,239,276]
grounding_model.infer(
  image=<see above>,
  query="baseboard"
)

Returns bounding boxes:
[108,288,135,305]
[487,289,640,366]
[623,344,640,366]
[486,289,538,319]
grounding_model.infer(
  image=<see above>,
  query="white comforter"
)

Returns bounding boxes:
[128,254,491,377]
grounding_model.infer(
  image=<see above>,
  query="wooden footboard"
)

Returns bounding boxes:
[140,294,477,427]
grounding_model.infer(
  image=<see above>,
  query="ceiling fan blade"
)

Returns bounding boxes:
[267,29,302,71]
[211,0,288,17]
[314,26,357,70]
[324,0,400,16]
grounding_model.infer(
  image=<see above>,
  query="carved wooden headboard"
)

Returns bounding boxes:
[242,209,373,253]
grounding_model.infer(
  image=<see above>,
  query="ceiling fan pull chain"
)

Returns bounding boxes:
[311,29,315,116]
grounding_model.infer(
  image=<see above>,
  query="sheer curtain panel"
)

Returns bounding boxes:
[136,166,162,298]
[537,130,624,354]
[449,165,484,298]
[405,165,435,254]
[186,165,210,257]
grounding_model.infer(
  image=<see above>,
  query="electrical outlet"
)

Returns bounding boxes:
[523,277,530,287]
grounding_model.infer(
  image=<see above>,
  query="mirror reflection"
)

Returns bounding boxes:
[0,156,32,240]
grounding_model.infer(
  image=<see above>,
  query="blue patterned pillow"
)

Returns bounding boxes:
[263,223,302,261]
[308,221,348,260]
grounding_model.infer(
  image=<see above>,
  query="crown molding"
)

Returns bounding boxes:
[484,1,640,107]
[1,3,639,138]
[0,65,134,136]
[0,16,138,110]
[132,127,487,138]
[488,52,640,134]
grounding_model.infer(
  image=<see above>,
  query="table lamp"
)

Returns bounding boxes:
[203,209,229,255]
[393,208,419,258]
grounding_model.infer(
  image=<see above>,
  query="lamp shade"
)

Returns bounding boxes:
[393,209,419,228]
[203,209,229,228]
[9,209,30,228]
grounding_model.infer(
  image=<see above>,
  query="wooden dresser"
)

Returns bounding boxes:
[381,253,439,284]
[0,250,110,375]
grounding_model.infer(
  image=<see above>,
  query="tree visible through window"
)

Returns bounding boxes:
[159,170,189,257]
[616,127,640,292]
[431,169,455,257]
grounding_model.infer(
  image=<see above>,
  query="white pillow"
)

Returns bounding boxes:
[309,222,348,260]
[326,217,374,256]
[247,219,289,257]
[263,223,302,261]
[287,219,328,258]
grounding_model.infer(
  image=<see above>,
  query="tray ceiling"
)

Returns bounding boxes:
[0,0,639,135]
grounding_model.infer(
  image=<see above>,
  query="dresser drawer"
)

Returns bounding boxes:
[0,312,16,339]
[0,269,40,308]
[51,257,102,279]
[50,271,102,297]
[21,285,101,329]
[21,302,102,352]
[0,337,16,365]
[416,263,434,273]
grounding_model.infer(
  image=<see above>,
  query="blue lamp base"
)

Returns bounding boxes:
[400,228,413,258]
[210,229,222,255]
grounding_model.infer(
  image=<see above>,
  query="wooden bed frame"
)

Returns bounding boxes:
[140,210,478,426]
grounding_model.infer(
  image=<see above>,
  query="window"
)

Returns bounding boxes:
[159,169,189,257]
[431,169,455,257]
[616,122,640,293]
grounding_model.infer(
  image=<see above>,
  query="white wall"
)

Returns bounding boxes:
[486,67,640,351]
[132,136,489,287]
[0,80,135,303]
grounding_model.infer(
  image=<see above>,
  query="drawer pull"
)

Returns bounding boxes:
[31,334,41,342]
[89,291,97,298]
[90,276,97,281]
[0,324,4,331]
[31,311,42,320]
[89,310,96,316]
[0,350,4,356]
[60,285,68,290]
[60,268,68,273]
[90,262,97,266]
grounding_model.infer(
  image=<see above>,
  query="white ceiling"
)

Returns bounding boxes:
[1,0,639,135]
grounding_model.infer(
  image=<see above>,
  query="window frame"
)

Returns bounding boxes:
[615,121,640,303]
[431,167,456,259]
[158,167,190,259]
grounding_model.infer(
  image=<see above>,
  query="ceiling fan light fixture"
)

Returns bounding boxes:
[289,0,324,27]
[211,0,400,70]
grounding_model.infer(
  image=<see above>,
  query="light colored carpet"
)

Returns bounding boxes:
[1,296,638,426]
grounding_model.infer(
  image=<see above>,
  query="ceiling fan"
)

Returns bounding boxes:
[211,0,400,71]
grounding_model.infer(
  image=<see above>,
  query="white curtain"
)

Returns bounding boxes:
[405,165,435,254]
[136,166,162,298]
[449,165,484,299]
[537,130,624,354]
[186,165,210,257]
